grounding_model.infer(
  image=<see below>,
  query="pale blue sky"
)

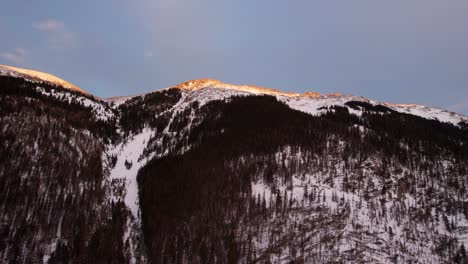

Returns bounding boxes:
[1,0,468,114]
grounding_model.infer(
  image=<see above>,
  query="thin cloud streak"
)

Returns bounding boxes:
[144,51,153,58]
[0,48,28,64]
[33,19,64,31]
[33,19,78,49]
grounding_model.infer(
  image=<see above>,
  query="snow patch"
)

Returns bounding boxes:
[108,128,153,218]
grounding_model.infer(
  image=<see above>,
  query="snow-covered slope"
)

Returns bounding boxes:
[0,65,116,122]
[385,103,468,125]
[128,78,467,126]
[0,64,86,94]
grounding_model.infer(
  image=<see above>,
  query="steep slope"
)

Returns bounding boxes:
[133,93,468,263]
[0,74,146,263]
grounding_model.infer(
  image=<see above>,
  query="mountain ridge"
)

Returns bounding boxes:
[0,64,86,94]
[1,64,467,125]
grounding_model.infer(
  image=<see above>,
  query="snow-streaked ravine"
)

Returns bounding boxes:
[105,129,154,264]
[108,128,153,219]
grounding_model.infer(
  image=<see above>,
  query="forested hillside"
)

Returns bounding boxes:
[0,76,145,263]
[136,95,468,263]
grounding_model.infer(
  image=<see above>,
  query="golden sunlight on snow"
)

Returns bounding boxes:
[172,78,322,98]
[0,64,86,94]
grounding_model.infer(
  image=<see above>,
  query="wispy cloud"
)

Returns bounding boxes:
[0,48,28,64]
[144,50,154,58]
[33,19,64,31]
[33,19,78,49]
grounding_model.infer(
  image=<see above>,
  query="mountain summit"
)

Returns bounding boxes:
[171,78,312,97]
[0,64,86,94]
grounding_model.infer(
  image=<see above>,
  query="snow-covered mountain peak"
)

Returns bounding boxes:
[0,64,86,94]
[171,78,311,97]
[173,78,223,90]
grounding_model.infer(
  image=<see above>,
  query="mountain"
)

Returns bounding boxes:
[0,65,86,94]
[0,66,467,263]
